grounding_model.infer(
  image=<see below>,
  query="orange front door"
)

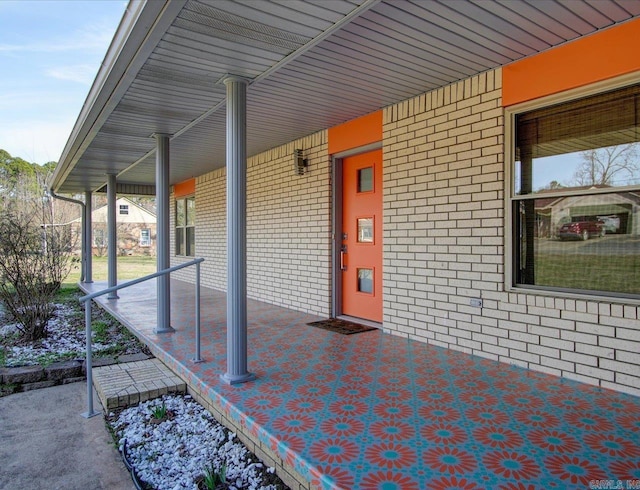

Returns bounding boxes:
[341,149,382,322]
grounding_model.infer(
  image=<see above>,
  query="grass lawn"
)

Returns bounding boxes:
[535,253,640,294]
[65,255,157,286]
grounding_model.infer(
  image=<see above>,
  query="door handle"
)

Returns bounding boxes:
[340,247,347,271]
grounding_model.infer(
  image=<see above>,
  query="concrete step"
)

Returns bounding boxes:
[93,358,186,411]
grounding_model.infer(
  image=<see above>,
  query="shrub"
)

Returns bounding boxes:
[0,206,73,341]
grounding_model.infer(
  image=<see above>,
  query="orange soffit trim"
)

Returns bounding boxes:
[328,111,382,154]
[174,179,195,197]
[503,18,640,107]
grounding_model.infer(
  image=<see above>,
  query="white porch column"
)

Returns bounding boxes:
[221,76,255,384]
[84,191,93,283]
[106,173,118,299]
[155,133,174,333]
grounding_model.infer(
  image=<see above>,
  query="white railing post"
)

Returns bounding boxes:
[82,300,99,418]
[193,261,203,363]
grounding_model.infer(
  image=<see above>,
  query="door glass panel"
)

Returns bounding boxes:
[357,268,374,294]
[358,167,373,192]
[357,218,374,243]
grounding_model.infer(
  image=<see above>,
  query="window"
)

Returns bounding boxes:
[175,197,195,256]
[119,204,129,215]
[357,268,374,294]
[509,83,640,298]
[357,167,373,192]
[94,228,105,248]
[140,228,151,247]
[357,217,374,243]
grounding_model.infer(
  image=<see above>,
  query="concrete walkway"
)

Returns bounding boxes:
[0,382,134,490]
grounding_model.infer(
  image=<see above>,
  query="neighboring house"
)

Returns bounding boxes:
[548,191,640,236]
[533,187,640,238]
[50,3,640,396]
[72,197,156,256]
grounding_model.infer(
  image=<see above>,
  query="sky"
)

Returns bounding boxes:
[0,0,126,165]
[0,0,583,187]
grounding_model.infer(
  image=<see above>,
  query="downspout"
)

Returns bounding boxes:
[49,189,86,283]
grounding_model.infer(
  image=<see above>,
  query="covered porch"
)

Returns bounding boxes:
[83,278,640,489]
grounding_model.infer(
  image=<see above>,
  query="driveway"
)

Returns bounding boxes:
[537,234,640,255]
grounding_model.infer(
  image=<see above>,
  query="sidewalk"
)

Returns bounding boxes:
[0,381,134,490]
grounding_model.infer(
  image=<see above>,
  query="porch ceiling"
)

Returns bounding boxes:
[51,0,640,195]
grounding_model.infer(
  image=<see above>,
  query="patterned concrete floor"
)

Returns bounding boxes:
[83,279,640,489]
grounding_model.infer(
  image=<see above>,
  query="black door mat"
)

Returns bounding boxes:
[307,318,377,335]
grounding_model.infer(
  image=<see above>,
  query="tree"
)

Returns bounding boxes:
[0,149,38,197]
[574,143,640,187]
[538,180,565,192]
[0,150,76,341]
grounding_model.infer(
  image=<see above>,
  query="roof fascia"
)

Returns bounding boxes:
[51,0,187,193]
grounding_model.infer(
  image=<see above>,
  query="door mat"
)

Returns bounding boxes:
[307,318,377,335]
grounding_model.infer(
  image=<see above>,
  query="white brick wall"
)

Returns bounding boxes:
[167,67,640,396]
[171,131,331,317]
[246,132,330,315]
[383,68,640,396]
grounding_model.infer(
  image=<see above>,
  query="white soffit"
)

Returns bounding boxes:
[52,0,640,194]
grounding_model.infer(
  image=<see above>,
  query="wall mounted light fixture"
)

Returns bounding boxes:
[295,149,308,175]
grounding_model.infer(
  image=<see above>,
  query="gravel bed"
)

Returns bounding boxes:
[1,300,145,367]
[109,394,289,490]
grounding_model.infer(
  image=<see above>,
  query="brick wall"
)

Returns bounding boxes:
[171,131,331,317]
[382,68,640,396]
[246,132,331,315]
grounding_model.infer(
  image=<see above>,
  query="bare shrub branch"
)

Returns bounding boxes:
[0,176,75,341]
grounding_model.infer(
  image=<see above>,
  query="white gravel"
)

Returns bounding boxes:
[2,303,139,366]
[110,394,281,490]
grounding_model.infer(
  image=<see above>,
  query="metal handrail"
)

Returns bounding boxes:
[79,257,204,418]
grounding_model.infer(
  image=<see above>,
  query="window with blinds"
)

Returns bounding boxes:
[511,83,640,298]
[175,196,195,257]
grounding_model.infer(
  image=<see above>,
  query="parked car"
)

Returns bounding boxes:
[557,220,605,241]
[597,215,621,234]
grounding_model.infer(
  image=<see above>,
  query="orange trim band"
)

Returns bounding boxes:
[174,178,195,198]
[328,111,382,154]
[503,18,640,107]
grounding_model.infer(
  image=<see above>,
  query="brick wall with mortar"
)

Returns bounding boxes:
[171,131,331,317]
[382,67,640,396]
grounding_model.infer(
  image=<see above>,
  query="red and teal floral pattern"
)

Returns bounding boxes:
[528,429,580,453]
[421,423,467,445]
[309,438,359,464]
[370,420,416,441]
[320,417,365,437]
[359,470,420,490]
[484,451,541,480]
[430,476,484,489]
[364,442,417,469]
[473,426,523,449]
[423,447,478,474]
[94,280,640,490]
[545,454,607,486]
